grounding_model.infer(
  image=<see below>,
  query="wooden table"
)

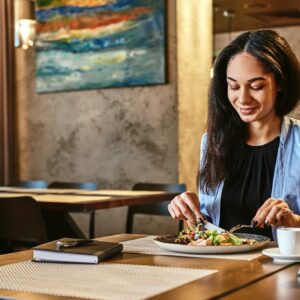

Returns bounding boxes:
[0,188,177,239]
[0,234,299,299]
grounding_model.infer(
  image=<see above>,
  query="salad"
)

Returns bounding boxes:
[175,228,257,246]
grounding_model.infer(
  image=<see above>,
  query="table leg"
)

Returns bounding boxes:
[42,211,86,241]
[89,211,95,239]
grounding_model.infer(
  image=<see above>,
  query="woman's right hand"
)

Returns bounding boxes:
[168,191,205,224]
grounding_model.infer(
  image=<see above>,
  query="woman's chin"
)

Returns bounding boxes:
[238,114,257,123]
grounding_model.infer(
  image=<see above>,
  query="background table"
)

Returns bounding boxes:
[0,188,178,239]
[0,234,299,299]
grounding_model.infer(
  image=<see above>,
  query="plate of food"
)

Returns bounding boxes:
[154,228,270,254]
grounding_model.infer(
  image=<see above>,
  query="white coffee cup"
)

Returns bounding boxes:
[277,227,300,255]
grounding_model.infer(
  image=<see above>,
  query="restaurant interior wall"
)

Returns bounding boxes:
[14,0,180,237]
[13,0,213,236]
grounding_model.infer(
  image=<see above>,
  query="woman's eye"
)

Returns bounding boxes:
[251,86,264,91]
[228,85,239,90]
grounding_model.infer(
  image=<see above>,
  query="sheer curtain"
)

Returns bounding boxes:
[0,0,17,185]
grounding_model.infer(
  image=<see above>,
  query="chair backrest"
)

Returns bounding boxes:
[0,196,47,250]
[126,182,186,233]
[132,182,187,194]
[48,181,98,190]
[8,180,48,189]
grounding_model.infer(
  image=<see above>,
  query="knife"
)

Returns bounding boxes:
[195,218,226,234]
[203,220,227,233]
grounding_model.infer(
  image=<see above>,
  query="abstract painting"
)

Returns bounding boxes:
[35,0,166,93]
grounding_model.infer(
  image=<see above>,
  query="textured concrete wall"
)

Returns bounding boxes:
[15,1,179,237]
[215,26,300,120]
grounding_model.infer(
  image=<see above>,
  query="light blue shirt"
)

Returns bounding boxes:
[199,117,300,239]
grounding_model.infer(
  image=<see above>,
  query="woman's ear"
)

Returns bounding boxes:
[277,83,283,92]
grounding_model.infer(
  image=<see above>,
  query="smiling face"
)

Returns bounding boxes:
[226,52,280,126]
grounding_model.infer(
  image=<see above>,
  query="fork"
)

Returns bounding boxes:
[229,224,253,233]
[230,209,294,233]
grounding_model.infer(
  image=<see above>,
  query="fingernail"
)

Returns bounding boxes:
[264,219,269,227]
[251,220,258,228]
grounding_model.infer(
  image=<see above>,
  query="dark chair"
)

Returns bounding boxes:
[8,180,48,188]
[48,181,97,190]
[126,182,186,234]
[0,196,47,253]
[48,181,98,239]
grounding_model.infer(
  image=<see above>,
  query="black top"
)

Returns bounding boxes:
[219,137,280,239]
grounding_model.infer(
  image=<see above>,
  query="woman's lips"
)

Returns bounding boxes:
[239,107,257,115]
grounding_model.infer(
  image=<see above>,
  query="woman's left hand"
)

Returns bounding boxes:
[253,198,300,227]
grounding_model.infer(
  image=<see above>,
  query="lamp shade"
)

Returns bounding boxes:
[14,0,36,49]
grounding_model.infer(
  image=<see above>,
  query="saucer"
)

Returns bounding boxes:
[262,247,300,263]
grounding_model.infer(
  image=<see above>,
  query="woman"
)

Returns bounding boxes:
[168,29,300,239]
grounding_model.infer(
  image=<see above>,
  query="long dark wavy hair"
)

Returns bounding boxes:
[199,29,300,193]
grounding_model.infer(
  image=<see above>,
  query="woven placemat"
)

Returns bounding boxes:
[122,236,267,261]
[0,261,217,300]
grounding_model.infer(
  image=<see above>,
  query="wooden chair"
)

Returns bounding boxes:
[0,196,47,253]
[126,182,186,234]
[7,180,48,188]
[48,181,98,239]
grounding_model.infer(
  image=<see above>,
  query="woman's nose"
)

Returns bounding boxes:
[238,87,251,104]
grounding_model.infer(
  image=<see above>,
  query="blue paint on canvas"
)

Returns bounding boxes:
[35,0,166,93]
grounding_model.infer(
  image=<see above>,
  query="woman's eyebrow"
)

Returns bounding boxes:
[227,77,237,82]
[226,76,266,82]
[248,77,266,83]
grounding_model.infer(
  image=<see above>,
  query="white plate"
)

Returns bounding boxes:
[262,247,300,263]
[154,233,270,254]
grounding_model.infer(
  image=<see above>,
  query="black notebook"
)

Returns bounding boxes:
[33,238,123,264]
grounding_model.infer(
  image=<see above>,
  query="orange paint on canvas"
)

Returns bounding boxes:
[38,0,117,9]
[37,7,152,34]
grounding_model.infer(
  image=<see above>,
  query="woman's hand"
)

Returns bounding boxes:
[253,198,300,227]
[168,191,205,224]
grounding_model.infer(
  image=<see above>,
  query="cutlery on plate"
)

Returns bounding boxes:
[228,224,254,233]
[194,219,255,235]
[194,218,227,234]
